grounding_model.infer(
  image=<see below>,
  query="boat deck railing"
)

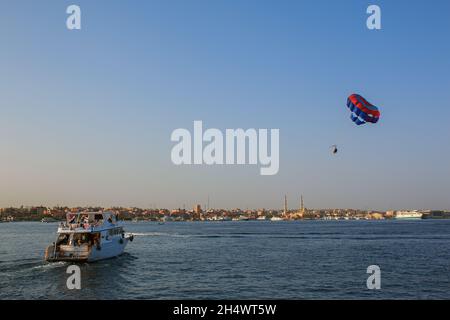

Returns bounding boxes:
[58,221,119,233]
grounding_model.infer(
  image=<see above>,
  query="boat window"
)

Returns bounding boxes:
[56,234,70,245]
[89,233,101,246]
[107,228,123,236]
[71,233,91,246]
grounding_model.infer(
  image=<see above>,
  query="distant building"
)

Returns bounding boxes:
[193,204,202,220]
[385,210,395,218]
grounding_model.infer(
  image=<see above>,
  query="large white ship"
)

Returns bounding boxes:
[394,210,423,220]
[44,211,133,262]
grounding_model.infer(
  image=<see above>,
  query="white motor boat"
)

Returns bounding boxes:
[394,210,423,220]
[270,216,284,221]
[44,211,133,262]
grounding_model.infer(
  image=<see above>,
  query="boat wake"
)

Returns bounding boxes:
[132,232,189,238]
[32,261,67,270]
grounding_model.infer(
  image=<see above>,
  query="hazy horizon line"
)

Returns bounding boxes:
[1,203,447,212]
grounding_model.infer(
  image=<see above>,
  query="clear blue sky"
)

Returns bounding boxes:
[1,0,449,210]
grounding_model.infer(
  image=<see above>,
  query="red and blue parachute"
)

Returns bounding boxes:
[346,94,380,125]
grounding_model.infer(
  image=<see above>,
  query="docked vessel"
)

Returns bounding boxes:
[44,211,133,262]
[270,216,284,221]
[394,210,423,220]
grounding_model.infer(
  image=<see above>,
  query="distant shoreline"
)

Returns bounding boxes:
[2,207,450,223]
[3,218,450,224]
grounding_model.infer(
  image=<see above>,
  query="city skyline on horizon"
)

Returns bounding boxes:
[2,194,447,213]
[1,1,450,210]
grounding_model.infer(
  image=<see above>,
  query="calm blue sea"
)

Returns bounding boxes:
[0,220,449,299]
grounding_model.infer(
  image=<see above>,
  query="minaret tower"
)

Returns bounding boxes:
[301,195,304,213]
[284,195,288,215]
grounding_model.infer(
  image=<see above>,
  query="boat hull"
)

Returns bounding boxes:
[394,216,422,220]
[87,237,129,262]
[45,235,133,263]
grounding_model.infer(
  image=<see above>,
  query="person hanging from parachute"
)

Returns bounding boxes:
[346,94,380,125]
[331,145,338,154]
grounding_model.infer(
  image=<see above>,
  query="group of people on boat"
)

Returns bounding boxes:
[56,232,101,248]
[60,213,118,230]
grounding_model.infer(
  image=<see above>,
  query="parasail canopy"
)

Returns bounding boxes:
[347,94,380,125]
